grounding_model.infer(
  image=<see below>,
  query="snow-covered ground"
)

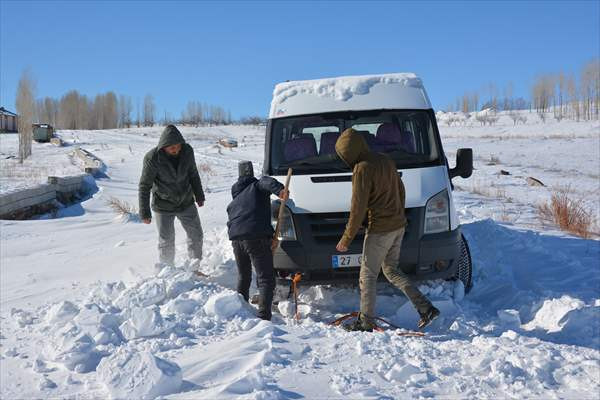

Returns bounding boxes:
[1,116,599,399]
[0,134,83,194]
[437,110,600,235]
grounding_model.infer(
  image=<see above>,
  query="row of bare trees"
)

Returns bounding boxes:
[447,82,530,113]
[180,101,233,126]
[34,91,156,130]
[32,91,234,130]
[446,59,599,121]
[532,60,599,121]
[13,69,243,162]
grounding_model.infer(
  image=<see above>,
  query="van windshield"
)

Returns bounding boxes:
[268,110,441,175]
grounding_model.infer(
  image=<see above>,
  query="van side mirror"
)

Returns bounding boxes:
[449,148,473,179]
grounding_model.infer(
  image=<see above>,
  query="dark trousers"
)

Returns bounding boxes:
[232,238,275,320]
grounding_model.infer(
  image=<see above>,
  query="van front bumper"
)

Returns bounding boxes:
[273,208,462,284]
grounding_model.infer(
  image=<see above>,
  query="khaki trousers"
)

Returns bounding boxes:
[155,203,203,265]
[360,227,432,320]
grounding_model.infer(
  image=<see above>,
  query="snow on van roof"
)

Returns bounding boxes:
[269,73,431,118]
[273,73,422,103]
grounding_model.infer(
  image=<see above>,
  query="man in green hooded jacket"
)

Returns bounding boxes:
[335,128,439,331]
[139,125,205,267]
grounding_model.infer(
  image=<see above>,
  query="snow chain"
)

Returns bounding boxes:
[330,312,426,337]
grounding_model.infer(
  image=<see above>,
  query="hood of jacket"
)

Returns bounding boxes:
[158,125,185,149]
[231,176,257,198]
[335,128,370,168]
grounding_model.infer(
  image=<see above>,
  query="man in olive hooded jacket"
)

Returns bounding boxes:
[335,128,439,331]
[139,125,205,266]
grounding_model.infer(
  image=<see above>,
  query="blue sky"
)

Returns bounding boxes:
[1,0,598,119]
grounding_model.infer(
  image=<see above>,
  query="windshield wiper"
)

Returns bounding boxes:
[387,149,425,160]
[278,154,349,172]
[278,161,349,172]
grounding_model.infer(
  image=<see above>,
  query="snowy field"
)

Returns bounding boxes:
[1,115,599,399]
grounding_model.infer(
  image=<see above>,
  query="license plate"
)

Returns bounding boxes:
[332,254,362,268]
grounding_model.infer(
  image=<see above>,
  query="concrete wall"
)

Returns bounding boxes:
[73,147,104,174]
[0,147,103,219]
[0,175,89,218]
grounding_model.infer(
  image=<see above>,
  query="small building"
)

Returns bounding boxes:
[33,124,55,142]
[0,107,18,133]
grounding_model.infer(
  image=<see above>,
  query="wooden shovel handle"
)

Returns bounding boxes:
[273,168,292,252]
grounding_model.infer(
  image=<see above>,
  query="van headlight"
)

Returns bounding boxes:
[424,190,449,234]
[272,204,297,240]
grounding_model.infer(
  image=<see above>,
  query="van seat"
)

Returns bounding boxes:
[284,136,318,162]
[355,130,376,146]
[319,131,340,155]
[375,123,416,153]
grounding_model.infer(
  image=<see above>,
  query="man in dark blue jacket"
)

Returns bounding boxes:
[227,161,288,320]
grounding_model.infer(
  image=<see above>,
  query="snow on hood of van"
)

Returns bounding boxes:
[269,73,431,118]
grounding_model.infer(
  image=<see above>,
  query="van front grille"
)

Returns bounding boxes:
[305,208,418,243]
[307,212,365,243]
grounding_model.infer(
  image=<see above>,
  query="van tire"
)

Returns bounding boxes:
[455,234,473,293]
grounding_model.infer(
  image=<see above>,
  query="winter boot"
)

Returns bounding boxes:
[417,306,440,330]
[257,307,272,321]
[343,313,376,332]
[257,294,273,321]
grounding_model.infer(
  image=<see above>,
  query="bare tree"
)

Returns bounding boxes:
[36,97,59,126]
[503,82,513,111]
[103,91,118,129]
[136,98,141,127]
[567,74,580,121]
[77,94,91,130]
[532,74,554,114]
[185,100,204,127]
[470,92,479,112]
[581,59,600,120]
[487,82,497,111]
[58,90,78,129]
[118,94,133,128]
[461,93,469,113]
[92,94,105,129]
[143,94,155,127]
[593,59,600,120]
[162,109,173,126]
[557,71,566,118]
[16,69,36,162]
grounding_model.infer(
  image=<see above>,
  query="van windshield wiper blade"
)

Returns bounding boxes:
[278,161,349,171]
[279,153,337,166]
[277,161,349,171]
[387,150,426,161]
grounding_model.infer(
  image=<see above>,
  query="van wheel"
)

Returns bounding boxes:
[455,234,473,293]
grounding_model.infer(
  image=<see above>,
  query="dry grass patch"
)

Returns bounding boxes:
[106,196,139,222]
[198,162,216,190]
[538,187,593,238]
[198,162,213,176]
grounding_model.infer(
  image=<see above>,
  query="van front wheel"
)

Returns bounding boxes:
[455,234,473,293]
